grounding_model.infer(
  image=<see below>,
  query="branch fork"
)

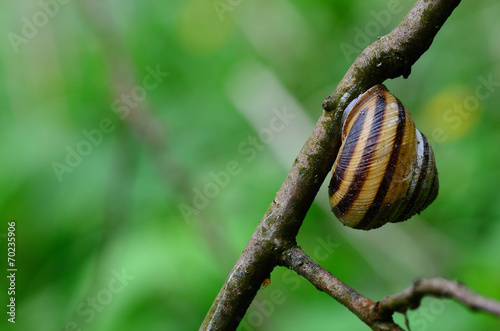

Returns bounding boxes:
[201,1,500,330]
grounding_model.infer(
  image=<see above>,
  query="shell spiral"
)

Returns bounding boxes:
[329,85,439,230]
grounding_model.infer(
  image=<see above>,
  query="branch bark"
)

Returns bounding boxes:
[379,278,500,317]
[201,0,466,330]
[322,0,463,114]
[279,247,405,331]
[279,248,500,330]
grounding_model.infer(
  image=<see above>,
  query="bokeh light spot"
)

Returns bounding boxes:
[421,85,483,143]
[177,0,236,54]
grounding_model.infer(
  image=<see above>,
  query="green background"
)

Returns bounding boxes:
[1,0,499,330]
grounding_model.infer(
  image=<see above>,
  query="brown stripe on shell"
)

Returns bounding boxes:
[354,98,407,229]
[396,131,431,221]
[334,94,387,217]
[329,108,369,197]
[422,145,439,208]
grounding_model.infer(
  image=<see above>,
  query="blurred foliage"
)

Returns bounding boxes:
[0,0,500,330]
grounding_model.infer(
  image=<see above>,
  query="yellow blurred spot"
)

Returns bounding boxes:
[261,277,271,287]
[420,85,482,143]
[177,0,236,54]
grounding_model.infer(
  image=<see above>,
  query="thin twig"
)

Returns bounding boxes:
[280,248,500,330]
[379,278,500,317]
[279,247,405,331]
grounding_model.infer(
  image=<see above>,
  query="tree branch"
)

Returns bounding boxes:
[279,247,405,331]
[322,0,462,114]
[280,248,500,330]
[201,0,462,329]
[378,278,500,317]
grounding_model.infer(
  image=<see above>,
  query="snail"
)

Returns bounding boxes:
[329,84,438,230]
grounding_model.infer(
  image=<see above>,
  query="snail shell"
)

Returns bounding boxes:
[329,84,438,230]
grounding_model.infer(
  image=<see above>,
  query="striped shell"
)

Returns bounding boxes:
[329,84,438,230]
